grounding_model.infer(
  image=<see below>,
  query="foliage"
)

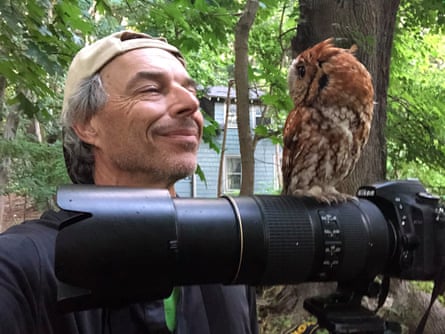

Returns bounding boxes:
[249,1,297,144]
[0,0,96,119]
[386,0,445,196]
[0,137,69,209]
[0,0,122,209]
[202,112,221,153]
[100,0,241,87]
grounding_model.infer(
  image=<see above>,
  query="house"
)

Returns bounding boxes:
[175,86,281,198]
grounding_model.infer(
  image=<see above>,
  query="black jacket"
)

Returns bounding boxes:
[0,210,258,334]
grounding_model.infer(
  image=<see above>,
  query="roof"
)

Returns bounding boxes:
[203,85,265,101]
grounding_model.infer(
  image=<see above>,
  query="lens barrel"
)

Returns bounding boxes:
[55,185,391,311]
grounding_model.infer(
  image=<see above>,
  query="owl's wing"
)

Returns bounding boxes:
[282,108,305,194]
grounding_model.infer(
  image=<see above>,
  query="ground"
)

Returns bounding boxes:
[0,194,41,232]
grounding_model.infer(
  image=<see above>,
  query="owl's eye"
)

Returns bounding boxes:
[296,65,306,79]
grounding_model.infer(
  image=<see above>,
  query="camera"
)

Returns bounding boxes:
[55,179,444,333]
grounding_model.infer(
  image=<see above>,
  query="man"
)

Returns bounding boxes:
[0,31,258,334]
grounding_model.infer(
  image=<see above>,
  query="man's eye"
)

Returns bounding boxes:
[140,86,159,93]
[186,86,197,95]
[134,84,160,94]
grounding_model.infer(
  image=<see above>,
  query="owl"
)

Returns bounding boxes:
[282,38,374,203]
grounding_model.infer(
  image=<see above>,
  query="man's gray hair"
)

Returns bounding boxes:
[61,74,107,184]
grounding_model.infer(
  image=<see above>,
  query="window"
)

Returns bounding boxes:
[226,104,237,128]
[253,105,270,128]
[221,103,270,129]
[225,156,241,192]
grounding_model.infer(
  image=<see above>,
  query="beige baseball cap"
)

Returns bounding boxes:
[62,30,185,113]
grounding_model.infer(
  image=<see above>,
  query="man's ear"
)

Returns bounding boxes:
[72,121,98,146]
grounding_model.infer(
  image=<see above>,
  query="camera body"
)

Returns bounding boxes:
[357,179,445,280]
[302,180,445,333]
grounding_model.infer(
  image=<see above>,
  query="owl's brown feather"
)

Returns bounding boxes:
[282,38,374,203]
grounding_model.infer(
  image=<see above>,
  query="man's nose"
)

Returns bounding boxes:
[169,85,200,118]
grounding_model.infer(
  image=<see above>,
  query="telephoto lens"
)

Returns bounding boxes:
[55,185,391,311]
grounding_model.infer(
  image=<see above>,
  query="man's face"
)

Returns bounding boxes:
[79,48,203,188]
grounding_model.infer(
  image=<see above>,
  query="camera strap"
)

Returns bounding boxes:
[414,265,445,334]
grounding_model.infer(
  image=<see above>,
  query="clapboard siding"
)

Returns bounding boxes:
[176,129,280,198]
[175,90,280,198]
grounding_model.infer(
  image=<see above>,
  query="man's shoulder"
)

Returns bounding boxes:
[0,209,77,256]
[4,209,76,232]
[0,210,90,333]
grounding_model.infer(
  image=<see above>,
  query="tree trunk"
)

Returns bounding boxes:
[0,104,20,183]
[234,0,259,196]
[381,280,445,334]
[217,80,234,196]
[0,76,6,118]
[259,1,445,333]
[0,75,6,228]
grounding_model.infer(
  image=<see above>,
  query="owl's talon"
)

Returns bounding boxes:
[313,192,355,205]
